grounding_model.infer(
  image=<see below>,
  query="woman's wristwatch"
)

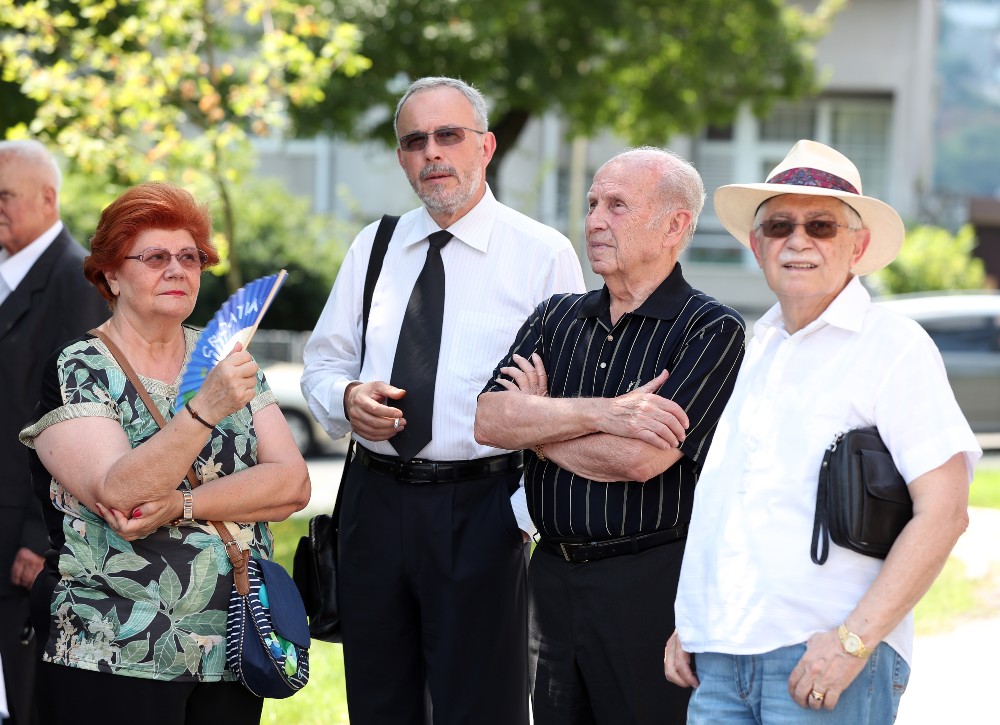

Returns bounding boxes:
[172,489,196,527]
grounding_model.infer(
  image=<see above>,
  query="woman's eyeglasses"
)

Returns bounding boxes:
[398,126,486,153]
[124,247,209,270]
[756,219,856,240]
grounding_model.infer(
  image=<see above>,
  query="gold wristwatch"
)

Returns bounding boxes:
[838,624,870,658]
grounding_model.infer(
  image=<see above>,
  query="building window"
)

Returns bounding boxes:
[759,102,817,141]
[688,95,893,265]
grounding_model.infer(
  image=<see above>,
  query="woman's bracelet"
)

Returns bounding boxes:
[185,401,215,430]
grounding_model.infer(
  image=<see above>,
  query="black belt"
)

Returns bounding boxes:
[537,525,688,563]
[357,447,523,484]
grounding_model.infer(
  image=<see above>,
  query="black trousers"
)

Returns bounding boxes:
[0,593,38,725]
[338,458,529,725]
[35,662,262,725]
[528,538,691,725]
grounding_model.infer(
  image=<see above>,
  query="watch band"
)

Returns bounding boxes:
[173,489,195,527]
[533,444,547,462]
[837,624,870,658]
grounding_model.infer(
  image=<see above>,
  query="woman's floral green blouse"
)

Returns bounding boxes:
[20,328,278,682]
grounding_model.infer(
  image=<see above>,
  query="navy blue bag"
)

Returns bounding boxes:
[224,550,311,698]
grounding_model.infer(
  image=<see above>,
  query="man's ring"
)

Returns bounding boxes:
[393,418,399,429]
[810,690,826,702]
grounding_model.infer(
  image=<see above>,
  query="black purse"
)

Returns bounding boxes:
[293,450,346,643]
[291,214,399,643]
[810,427,913,564]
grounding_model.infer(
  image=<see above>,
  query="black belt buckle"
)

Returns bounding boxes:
[397,460,434,483]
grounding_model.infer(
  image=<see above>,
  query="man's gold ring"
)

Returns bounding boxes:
[810,690,826,702]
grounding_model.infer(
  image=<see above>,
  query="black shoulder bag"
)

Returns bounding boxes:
[292,214,399,643]
[810,426,913,564]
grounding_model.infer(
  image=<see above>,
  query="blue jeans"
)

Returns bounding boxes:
[688,642,910,724]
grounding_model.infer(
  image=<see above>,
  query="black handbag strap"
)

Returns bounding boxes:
[360,214,399,364]
[333,214,399,523]
[811,441,836,565]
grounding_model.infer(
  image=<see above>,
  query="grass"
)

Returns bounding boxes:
[913,463,1000,635]
[260,463,1000,720]
[263,516,350,724]
[969,467,1000,509]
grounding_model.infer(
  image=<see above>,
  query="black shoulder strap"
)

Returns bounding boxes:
[360,214,399,364]
[335,214,399,523]
[811,445,833,565]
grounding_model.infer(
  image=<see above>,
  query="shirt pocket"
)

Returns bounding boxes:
[445,310,525,390]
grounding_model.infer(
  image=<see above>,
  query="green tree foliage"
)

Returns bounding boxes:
[0,0,369,292]
[290,0,843,184]
[191,177,357,332]
[871,224,986,295]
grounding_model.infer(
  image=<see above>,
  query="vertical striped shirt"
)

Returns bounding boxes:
[482,264,745,539]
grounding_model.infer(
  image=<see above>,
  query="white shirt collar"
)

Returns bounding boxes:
[753,275,870,340]
[401,185,498,254]
[0,220,64,292]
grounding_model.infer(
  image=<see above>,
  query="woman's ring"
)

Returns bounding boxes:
[393,418,399,429]
[810,690,826,702]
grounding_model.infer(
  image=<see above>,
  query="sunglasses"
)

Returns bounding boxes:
[124,247,209,270]
[398,126,486,153]
[756,219,855,240]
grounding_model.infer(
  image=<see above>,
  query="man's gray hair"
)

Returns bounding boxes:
[606,146,706,249]
[0,138,63,194]
[393,77,489,138]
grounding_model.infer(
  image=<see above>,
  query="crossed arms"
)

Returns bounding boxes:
[475,353,687,483]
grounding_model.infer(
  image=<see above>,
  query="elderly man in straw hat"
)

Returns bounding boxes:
[664,140,981,723]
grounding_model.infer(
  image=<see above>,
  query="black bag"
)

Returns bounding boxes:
[811,427,913,564]
[291,215,399,642]
[226,555,311,698]
[293,500,342,643]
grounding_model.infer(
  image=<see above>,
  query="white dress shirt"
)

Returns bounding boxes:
[301,186,585,532]
[675,276,981,665]
[0,220,63,305]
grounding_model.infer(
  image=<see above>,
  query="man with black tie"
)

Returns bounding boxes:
[0,139,108,724]
[301,77,584,724]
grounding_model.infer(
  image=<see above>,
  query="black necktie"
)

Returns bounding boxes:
[390,230,453,461]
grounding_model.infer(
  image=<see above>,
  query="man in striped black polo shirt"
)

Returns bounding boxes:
[475,147,746,725]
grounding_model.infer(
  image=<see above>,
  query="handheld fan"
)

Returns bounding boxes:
[173,270,288,414]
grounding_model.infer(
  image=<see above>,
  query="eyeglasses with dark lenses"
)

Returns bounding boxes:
[757,219,854,240]
[398,126,486,153]
[124,247,209,270]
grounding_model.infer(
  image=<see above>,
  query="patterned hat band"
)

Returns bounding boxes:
[766,167,860,195]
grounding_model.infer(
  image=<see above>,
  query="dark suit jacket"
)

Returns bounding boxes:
[0,227,108,600]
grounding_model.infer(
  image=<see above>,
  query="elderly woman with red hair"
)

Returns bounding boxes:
[19,181,310,724]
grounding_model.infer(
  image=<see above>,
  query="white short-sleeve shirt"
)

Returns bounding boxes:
[675,276,981,665]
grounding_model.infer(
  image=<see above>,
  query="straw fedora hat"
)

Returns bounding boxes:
[713,139,905,275]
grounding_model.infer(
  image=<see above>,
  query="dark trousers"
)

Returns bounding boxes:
[338,458,530,725]
[528,538,691,725]
[0,593,38,725]
[35,662,263,725]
